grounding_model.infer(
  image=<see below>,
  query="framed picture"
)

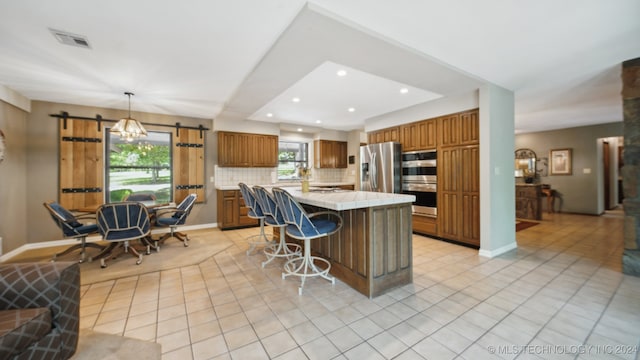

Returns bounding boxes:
[550,148,572,175]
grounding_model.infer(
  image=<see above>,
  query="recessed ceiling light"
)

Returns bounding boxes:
[400,88,409,94]
[348,107,355,112]
[266,113,273,117]
[297,128,303,132]
[292,97,300,103]
[337,70,347,77]
[315,120,322,124]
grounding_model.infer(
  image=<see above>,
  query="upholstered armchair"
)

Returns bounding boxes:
[0,261,80,360]
[154,193,197,248]
[43,201,102,263]
[95,202,151,268]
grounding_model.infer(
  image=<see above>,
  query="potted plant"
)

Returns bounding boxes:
[298,165,311,192]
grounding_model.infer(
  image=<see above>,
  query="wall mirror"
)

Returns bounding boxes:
[514,148,537,178]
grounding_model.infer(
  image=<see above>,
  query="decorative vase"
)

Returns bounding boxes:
[301,179,310,193]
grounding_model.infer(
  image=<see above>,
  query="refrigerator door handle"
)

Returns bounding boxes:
[371,152,378,191]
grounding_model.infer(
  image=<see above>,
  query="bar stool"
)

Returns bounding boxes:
[253,186,302,268]
[238,183,272,255]
[272,187,342,295]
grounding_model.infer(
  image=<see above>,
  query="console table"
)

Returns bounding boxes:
[516,184,542,220]
[541,187,556,213]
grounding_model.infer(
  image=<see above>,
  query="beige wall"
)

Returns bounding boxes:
[15,101,216,250]
[0,100,29,254]
[515,122,623,214]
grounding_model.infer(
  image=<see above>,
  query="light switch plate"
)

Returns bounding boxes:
[583,168,591,174]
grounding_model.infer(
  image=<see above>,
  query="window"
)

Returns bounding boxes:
[278,141,308,180]
[106,131,172,202]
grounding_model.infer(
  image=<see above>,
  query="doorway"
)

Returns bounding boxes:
[600,137,623,211]
[603,141,611,210]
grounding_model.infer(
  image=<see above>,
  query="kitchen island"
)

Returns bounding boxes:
[279,188,415,298]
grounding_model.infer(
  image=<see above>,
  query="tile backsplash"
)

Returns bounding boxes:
[214,166,355,187]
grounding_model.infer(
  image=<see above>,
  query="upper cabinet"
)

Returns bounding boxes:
[401,119,437,151]
[253,135,278,167]
[438,109,479,147]
[368,126,400,145]
[217,131,278,167]
[314,140,348,168]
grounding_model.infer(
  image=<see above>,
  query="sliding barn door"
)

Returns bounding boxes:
[59,118,104,210]
[173,128,205,204]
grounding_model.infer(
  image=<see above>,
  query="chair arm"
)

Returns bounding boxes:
[308,211,343,236]
[155,207,183,219]
[74,212,97,221]
[0,262,80,355]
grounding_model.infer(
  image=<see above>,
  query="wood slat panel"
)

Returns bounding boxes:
[173,128,205,204]
[386,207,398,274]
[59,119,103,210]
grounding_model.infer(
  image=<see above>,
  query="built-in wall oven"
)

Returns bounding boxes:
[402,150,437,217]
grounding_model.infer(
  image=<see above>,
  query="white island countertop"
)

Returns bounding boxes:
[216,182,354,191]
[283,188,415,211]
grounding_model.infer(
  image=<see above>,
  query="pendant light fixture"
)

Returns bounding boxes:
[110,91,147,142]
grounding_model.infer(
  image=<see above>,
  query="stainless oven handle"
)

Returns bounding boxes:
[402,183,437,192]
[402,160,437,168]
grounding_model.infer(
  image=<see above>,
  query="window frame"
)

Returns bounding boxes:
[105,130,173,203]
[278,141,309,180]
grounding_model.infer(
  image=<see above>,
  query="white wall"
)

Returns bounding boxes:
[365,90,478,132]
[479,84,517,258]
[213,118,280,135]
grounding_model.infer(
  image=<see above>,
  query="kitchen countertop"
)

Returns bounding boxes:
[216,182,413,210]
[282,188,415,211]
[215,181,355,191]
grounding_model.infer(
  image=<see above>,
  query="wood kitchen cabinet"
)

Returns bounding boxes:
[401,119,437,151]
[367,127,400,144]
[217,131,278,167]
[217,189,258,229]
[253,135,278,167]
[412,215,437,236]
[439,145,480,246]
[438,109,479,147]
[314,140,347,168]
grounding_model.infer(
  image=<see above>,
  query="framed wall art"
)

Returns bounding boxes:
[549,148,572,175]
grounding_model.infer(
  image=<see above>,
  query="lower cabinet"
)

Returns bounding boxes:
[217,189,258,230]
[412,215,437,236]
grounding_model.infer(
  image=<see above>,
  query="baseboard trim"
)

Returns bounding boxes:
[479,241,518,258]
[0,223,218,262]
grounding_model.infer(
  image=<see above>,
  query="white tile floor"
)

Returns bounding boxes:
[77,210,640,359]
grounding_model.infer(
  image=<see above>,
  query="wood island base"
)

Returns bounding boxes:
[277,202,413,298]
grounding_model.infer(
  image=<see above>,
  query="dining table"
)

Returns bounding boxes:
[77,200,174,255]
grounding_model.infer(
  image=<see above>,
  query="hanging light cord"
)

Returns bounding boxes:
[125,91,134,118]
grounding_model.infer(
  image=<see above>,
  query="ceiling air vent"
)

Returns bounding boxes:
[49,28,91,49]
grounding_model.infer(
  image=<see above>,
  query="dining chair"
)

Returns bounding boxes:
[43,201,103,263]
[271,187,342,295]
[253,186,301,268]
[95,202,151,268]
[153,193,197,249]
[238,183,272,255]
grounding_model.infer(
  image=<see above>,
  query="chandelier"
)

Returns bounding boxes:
[110,92,147,142]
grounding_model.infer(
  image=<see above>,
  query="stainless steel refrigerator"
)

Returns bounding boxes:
[360,142,402,193]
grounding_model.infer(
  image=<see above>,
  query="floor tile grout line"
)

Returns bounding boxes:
[417,235,595,359]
